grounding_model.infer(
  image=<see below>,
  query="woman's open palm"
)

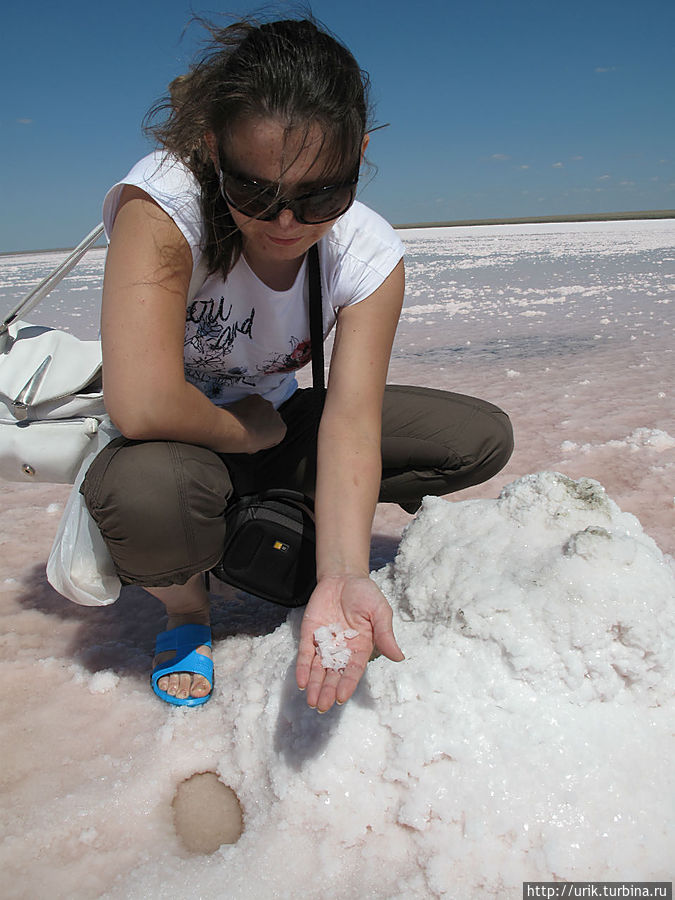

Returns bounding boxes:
[296,575,404,712]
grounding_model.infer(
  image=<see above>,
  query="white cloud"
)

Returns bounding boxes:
[552,162,564,168]
[519,164,530,170]
[598,174,611,180]
[16,118,33,125]
[490,154,510,161]
[570,155,583,161]
[595,66,617,73]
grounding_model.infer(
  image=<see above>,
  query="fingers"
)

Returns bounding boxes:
[295,633,316,691]
[303,645,370,712]
[373,604,405,663]
[334,658,367,706]
[226,394,287,452]
[305,653,334,711]
[374,627,405,663]
[296,607,326,690]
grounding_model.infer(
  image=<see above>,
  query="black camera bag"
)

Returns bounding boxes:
[209,244,324,607]
[211,490,316,607]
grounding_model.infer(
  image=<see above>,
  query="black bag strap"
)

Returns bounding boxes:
[208,248,323,594]
[308,243,324,391]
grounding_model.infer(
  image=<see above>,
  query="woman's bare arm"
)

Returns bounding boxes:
[315,258,405,578]
[296,258,406,710]
[101,186,285,452]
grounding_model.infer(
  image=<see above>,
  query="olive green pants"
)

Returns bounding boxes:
[81,384,513,586]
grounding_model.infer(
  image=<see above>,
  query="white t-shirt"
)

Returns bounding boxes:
[103,151,404,408]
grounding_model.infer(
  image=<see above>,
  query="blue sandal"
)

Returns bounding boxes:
[151,624,214,707]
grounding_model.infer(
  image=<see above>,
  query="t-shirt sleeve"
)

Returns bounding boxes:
[323,202,405,310]
[101,152,205,264]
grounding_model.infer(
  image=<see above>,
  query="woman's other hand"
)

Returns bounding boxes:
[296,575,404,712]
[225,394,287,453]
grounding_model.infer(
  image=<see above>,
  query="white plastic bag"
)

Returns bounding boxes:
[46,417,122,606]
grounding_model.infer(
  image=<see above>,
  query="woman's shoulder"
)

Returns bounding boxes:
[326,201,404,260]
[320,201,404,306]
[102,151,204,258]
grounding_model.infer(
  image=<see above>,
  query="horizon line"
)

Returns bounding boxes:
[2,209,674,256]
[393,209,675,230]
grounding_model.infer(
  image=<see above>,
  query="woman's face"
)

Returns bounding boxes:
[208,117,364,271]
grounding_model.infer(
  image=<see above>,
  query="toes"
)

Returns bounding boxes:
[191,675,211,697]
[154,642,213,701]
[176,673,192,700]
[161,672,187,697]
[156,672,211,699]
[168,672,182,697]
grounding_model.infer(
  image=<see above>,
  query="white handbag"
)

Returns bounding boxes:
[0,320,106,482]
[0,224,207,484]
[0,225,108,484]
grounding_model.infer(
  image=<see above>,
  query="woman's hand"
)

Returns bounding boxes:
[224,395,287,453]
[296,575,404,712]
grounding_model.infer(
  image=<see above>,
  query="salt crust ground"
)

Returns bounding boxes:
[1,222,672,897]
[2,473,672,900]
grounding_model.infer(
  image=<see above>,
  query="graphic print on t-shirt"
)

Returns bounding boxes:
[183,290,313,401]
[184,295,257,398]
[261,336,312,374]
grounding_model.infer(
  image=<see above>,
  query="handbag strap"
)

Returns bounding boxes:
[0,223,209,346]
[1,223,105,337]
[307,243,324,391]
[1,224,323,392]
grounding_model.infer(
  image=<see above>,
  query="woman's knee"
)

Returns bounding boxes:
[382,385,513,473]
[380,385,514,500]
[84,439,229,522]
[81,439,233,584]
[474,408,514,479]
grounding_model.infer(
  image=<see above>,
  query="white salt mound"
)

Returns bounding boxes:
[375,471,675,705]
[314,623,359,670]
[79,473,675,898]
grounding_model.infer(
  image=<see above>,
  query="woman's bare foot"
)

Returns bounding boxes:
[148,575,213,702]
[154,615,213,701]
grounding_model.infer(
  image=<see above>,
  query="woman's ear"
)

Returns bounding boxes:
[204,132,219,169]
[360,133,370,165]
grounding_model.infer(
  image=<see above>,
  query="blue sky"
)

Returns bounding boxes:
[1,0,674,251]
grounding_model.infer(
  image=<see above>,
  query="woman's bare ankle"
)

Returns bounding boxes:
[147,573,211,629]
[166,610,211,630]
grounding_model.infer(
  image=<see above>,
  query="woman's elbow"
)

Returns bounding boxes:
[104,393,172,441]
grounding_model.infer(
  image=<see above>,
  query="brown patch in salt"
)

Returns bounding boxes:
[172,772,243,853]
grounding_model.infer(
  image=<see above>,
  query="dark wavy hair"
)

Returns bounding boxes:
[144,17,372,277]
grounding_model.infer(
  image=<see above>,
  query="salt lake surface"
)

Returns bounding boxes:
[0,220,673,898]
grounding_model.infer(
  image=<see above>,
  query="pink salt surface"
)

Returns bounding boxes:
[0,221,672,897]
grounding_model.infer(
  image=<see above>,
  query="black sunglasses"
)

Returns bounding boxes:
[217,162,359,225]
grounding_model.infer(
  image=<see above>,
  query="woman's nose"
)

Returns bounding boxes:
[275,208,298,229]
